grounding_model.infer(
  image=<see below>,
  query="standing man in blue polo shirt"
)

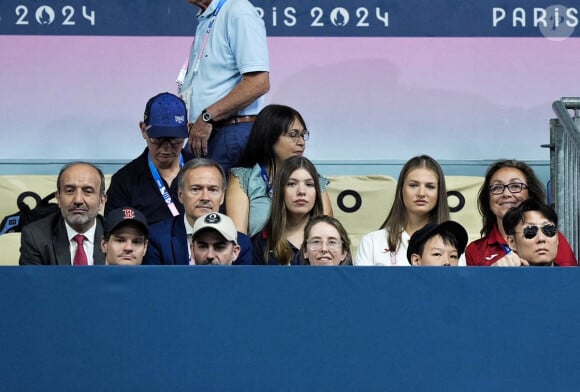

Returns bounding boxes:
[179,0,270,175]
[106,92,193,225]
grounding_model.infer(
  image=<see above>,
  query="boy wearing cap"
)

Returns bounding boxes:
[101,207,149,266]
[191,212,240,265]
[407,221,468,266]
[106,92,194,225]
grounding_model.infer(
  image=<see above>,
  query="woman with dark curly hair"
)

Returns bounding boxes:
[465,159,577,266]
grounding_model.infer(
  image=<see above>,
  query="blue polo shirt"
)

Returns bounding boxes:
[182,0,270,120]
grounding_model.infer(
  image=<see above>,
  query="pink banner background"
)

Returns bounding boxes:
[1,36,578,161]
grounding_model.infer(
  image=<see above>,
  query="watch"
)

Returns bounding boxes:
[201,109,214,125]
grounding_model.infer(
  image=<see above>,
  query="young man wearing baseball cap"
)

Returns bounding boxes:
[105,92,194,225]
[407,221,468,266]
[191,212,240,265]
[101,207,149,265]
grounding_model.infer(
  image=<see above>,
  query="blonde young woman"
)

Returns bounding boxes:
[355,155,450,266]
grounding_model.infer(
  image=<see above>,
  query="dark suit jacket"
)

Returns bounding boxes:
[19,212,105,265]
[143,215,252,265]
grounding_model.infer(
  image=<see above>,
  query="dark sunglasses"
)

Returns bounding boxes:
[522,224,557,239]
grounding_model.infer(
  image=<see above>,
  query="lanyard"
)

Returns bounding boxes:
[176,0,228,89]
[259,165,273,197]
[148,154,184,217]
[192,0,228,74]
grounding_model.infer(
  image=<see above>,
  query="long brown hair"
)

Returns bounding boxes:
[262,156,324,265]
[379,155,449,252]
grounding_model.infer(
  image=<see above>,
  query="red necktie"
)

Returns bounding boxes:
[73,234,88,266]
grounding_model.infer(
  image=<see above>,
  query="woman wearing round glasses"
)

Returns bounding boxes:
[465,159,577,266]
[302,215,352,266]
[227,104,333,237]
[502,199,559,266]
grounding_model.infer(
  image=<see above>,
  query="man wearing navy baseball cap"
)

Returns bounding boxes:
[101,207,149,265]
[105,93,194,225]
[143,92,189,138]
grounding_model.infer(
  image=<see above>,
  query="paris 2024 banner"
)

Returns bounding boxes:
[0,0,578,162]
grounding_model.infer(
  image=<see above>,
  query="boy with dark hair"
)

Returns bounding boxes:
[407,221,468,266]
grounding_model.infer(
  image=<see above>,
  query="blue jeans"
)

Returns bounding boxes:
[207,122,253,176]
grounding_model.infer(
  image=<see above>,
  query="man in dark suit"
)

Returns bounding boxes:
[19,161,107,265]
[143,158,252,265]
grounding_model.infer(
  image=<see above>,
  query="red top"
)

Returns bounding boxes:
[465,224,577,266]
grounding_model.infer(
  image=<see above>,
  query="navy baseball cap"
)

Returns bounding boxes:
[105,207,149,237]
[143,92,189,138]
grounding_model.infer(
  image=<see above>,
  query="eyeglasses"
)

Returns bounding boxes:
[521,224,557,239]
[306,239,342,251]
[488,182,528,195]
[149,137,184,146]
[284,129,310,142]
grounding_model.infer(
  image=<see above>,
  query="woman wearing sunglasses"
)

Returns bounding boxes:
[502,199,559,266]
[465,159,577,266]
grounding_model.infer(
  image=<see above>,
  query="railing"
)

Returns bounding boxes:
[547,97,580,256]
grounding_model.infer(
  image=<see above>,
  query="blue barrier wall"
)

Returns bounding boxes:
[1,267,578,391]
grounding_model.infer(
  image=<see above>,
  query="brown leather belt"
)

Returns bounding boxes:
[215,115,257,127]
